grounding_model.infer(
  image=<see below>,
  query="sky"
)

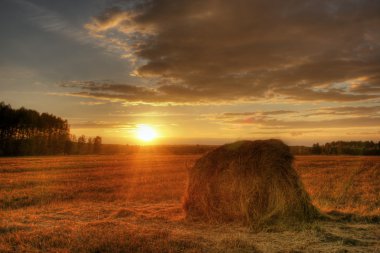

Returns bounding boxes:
[1,0,379,145]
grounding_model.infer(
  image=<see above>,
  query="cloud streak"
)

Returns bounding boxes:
[229,116,380,129]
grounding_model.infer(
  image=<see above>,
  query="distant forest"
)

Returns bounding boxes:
[310,141,380,156]
[291,141,380,155]
[0,102,102,156]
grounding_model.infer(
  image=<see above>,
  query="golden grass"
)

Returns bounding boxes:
[1,154,380,252]
[295,156,380,216]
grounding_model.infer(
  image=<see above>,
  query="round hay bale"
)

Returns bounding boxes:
[183,139,320,229]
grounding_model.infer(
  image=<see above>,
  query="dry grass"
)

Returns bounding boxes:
[295,156,380,217]
[1,154,380,252]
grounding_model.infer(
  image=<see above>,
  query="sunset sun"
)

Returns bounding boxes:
[135,124,157,142]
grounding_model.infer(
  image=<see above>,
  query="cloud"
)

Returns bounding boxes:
[219,110,296,120]
[79,101,108,106]
[223,110,295,117]
[60,80,209,104]
[305,105,380,117]
[275,86,378,102]
[220,105,380,119]
[10,0,141,61]
[228,115,380,129]
[219,105,380,129]
[76,0,380,103]
[12,0,91,44]
[61,80,259,104]
[70,121,135,129]
[85,7,130,33]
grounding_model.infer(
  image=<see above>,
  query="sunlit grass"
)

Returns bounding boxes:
[1,154,379,252]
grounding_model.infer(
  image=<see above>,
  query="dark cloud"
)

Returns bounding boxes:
[60,80,216,103]
[78,0,380,103]
[62,81,156,97]
[351,82,380,94]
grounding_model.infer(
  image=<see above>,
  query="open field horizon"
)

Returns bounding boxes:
[1,154,379,252]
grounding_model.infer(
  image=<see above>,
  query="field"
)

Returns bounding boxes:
[1,154,380,252]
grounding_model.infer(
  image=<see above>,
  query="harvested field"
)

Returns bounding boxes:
[1,154,380,252]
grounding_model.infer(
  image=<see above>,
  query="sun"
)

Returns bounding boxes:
[135,124,157,142]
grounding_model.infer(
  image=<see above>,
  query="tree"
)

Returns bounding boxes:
[87,137,93,154]
[0,102,71,156]
[0,102,104,156]
[93,136,102,154]
[311,143,321,154]
[77,135,86,154]
[311,141,380,156]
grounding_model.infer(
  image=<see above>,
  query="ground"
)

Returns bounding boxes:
[1,154,379,252]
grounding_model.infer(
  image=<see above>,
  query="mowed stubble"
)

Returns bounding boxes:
[1,154,379,252]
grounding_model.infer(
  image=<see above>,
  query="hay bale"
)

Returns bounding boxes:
[183,139,320,228]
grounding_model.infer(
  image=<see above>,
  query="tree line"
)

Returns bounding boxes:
[64,135,102,155]
[0,102,102,156]
[311,141,380,155]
